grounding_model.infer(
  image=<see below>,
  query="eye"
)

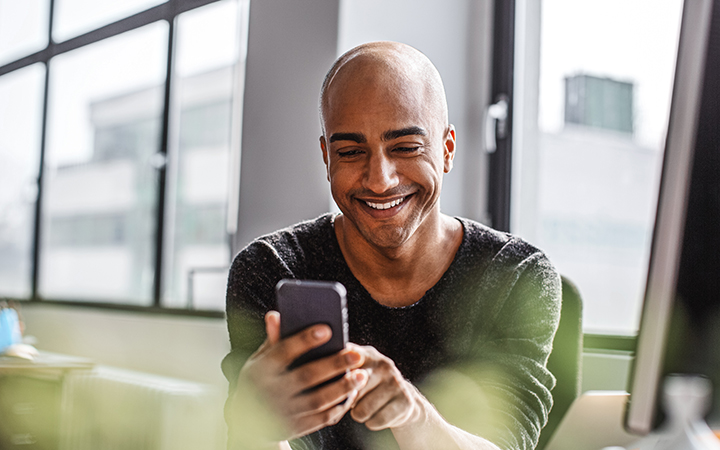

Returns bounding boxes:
[394,146,421,154]
[337,148,364,157]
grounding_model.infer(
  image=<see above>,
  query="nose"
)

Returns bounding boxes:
[363,152,399,194]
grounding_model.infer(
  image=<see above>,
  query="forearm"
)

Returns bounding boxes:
[391,387,502,450]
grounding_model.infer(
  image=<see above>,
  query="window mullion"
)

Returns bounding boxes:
[30,0,56,300]
[487,0,515,233]
[152,14,178,307]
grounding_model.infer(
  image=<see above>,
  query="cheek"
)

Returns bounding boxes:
[328,165,356,194]
[405,158,443,190]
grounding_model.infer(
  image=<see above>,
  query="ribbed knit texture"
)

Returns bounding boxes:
[223,214,561,450]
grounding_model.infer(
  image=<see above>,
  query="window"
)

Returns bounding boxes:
[41,23,167,304]
[0,0,49,66]
[510,0,684,335]
[0,0,248,312]
[0,63,45,298]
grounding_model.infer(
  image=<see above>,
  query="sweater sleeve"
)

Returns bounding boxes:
[421,239,561,450]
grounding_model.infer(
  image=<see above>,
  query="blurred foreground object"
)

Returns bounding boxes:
[620,375,720,450]
[0,303,23,352]
[0,302,38,359]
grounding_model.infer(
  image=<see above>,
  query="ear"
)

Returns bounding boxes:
[320,136,330,181]
[443,125,456,173]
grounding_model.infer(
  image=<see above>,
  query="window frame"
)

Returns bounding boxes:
[0,0,230,318]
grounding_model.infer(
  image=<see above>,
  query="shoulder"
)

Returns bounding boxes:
[232,214,335,270]
[453,217,561,303]
[226,214,339,309]
[455,217,551,267]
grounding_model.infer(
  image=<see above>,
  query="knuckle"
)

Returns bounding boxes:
[292,367,314,386]
[305,395,325,412]
[350,408,365,423]
[351,403,369,422]
[310,389,338,412]
[364,414,387,431]
[328,409,344,426]
[318,409,336,425]
[377,356,396,373]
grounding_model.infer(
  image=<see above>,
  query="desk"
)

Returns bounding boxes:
[0,352,93,450]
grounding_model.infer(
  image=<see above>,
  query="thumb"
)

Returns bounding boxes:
[265,310,281,345]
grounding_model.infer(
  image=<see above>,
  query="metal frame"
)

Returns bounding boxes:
[1,0,224,314]
[487,0,515,233]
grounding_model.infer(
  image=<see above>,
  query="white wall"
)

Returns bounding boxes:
[232,0,340,250]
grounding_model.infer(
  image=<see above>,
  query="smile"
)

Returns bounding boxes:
[364,197,405,210]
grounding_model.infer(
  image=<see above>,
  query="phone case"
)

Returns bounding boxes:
[275,279,348,370]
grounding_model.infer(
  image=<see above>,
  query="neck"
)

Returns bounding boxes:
[334,212,463,307]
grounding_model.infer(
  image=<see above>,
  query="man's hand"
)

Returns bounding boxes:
[348,345,423,430]
[348,346,502,450]
[230,311,369,446]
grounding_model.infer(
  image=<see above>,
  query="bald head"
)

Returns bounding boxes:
[319,42,449,134]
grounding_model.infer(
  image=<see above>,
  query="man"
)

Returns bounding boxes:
[222,41,561,450]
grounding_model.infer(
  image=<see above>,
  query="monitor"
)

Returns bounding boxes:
[625,0,720,436]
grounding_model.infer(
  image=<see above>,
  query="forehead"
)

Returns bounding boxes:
[322,54,445,136]
[325,82,428,131]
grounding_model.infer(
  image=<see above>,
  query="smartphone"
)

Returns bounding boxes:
[275,279,349,371]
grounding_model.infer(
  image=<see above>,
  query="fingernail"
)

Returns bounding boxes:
[345,351,361,365]
[352,370,367,387]
[313,326,329,340]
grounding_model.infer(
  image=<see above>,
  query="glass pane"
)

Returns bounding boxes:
[0,0,49,66]
[163,0,245,310]
[40,23,168,304]
[0,63,45,298]
[53,0,165,42]
[512,0,684,334]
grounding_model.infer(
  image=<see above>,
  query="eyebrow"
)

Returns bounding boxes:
[382,126,427,141]
[328,126,427,144]
[329,132,366,143]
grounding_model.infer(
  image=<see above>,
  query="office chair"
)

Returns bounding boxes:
[537,275,584,450]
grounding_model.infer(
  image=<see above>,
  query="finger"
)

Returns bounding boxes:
[350,381,398,424]
[288,369,368,417]
[269,324,332,364]
[265,311,281,345]
[359,393,414,431]
[288,388,360,439]
[288,347,365,391]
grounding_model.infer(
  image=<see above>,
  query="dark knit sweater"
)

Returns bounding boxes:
[222,214,561,450]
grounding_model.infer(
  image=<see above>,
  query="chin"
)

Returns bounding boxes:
[356,215,423,250]
[364,226,410,249]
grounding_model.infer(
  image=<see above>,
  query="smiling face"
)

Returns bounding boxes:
[320,44,456,250]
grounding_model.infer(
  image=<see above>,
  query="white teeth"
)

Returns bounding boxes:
[365,197,405,210]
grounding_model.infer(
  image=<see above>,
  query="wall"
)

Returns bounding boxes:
[232,0,341,251]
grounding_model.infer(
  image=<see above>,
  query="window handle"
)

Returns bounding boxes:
[149,152,167,170]
[485,96,509,153]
